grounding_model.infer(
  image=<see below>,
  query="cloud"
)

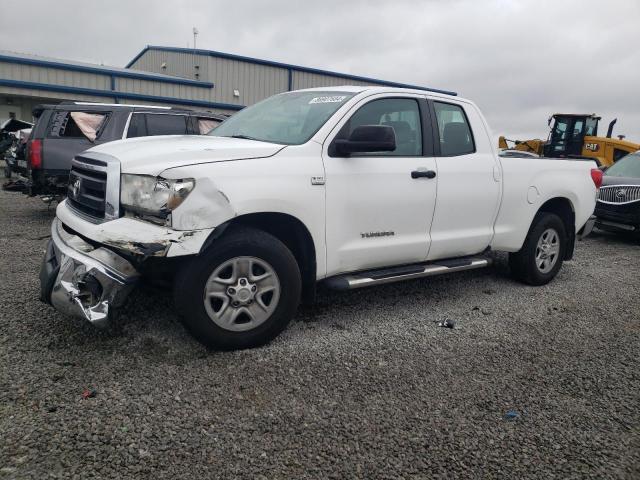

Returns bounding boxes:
[2,0,639,141]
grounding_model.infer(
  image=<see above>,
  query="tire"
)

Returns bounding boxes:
[174,226,301,350]
[509,212,567,286]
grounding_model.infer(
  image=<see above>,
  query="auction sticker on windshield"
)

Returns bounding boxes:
[309,96,347,104]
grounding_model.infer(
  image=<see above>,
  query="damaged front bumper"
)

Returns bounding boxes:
[40,218,140,328]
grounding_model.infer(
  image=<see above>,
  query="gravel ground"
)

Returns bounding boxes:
[1,187,639,480]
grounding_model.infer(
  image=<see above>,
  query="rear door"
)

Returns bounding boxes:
[42,110,110,172]
[323,94,438,276]
[426,100,501,260]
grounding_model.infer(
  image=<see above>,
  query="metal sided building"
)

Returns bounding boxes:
[125,46,455,114]
[0,46,454,122]
[0,50,221,121]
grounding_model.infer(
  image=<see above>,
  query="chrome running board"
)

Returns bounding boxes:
[324,256,492,290]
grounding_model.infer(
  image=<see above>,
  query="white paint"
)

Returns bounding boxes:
[58,86,598,280]
[56,200,214,258]
[426,100,502,261]
[321,92,437,274]
[85,135,285,176]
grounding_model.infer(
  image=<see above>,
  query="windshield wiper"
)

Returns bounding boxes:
[230,134,261,141]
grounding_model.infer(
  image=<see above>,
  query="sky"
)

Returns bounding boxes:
[2,0,639,142]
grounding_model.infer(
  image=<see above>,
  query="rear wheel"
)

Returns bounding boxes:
[174,226,301,350]
[509,212,567,285]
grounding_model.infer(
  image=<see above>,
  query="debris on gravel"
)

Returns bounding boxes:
[1,188,639,479]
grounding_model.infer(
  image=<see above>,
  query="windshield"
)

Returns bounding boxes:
[605,152,640,178]
[210,91,355,145]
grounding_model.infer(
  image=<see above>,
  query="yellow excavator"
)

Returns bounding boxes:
[498,113,640,167]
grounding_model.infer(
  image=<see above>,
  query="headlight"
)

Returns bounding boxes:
[120,174,195,217]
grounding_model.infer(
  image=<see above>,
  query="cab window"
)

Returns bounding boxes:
[572,119,584,139]
[551,118,569,142]
[341,98,422,156]
[433,102,475,156]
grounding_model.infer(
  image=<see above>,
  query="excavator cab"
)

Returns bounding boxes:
[543,114,600,158]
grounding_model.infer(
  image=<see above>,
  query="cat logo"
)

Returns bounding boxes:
[585,143,599,152]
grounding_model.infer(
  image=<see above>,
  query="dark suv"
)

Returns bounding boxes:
[25,102,226,195]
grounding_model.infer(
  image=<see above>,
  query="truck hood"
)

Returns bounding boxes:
[84,135,286,175]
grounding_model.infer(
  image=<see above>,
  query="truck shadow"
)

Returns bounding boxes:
[297,253,512,325]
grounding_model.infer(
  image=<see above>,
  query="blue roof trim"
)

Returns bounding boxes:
[127,45,457,96]
[0,79,243,111]
[0,54,214,89]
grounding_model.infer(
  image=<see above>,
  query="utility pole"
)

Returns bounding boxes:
[192,27,200,79]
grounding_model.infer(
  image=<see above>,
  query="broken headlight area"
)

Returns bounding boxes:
[120,174,195,221]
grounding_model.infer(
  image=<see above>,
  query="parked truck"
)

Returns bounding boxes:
[40,86,600,349]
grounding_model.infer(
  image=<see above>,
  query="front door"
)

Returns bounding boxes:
[323,95,438,276]
[566,117,585,156]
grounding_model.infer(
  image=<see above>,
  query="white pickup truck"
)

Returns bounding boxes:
[39,86,600,349]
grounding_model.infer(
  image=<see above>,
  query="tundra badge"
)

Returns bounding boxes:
[361,231,395,238]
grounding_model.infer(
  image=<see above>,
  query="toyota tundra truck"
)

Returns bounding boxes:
[39,86,600,350]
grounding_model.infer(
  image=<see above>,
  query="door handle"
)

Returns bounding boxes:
[411,169,436,179]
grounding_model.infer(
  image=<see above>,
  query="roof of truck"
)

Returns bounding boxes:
[297,85,464,100]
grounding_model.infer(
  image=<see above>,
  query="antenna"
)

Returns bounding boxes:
[192,27,199,50]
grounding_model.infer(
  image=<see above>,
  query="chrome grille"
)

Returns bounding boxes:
[67,156,108,218]
[597,185,640,205]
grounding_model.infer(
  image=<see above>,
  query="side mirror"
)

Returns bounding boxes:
[333,125,396,156]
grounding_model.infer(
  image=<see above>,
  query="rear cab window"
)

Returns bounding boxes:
[433,102,475,156]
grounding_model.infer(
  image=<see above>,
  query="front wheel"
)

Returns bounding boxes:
[509,212,567,286]
[174,226,302,350]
